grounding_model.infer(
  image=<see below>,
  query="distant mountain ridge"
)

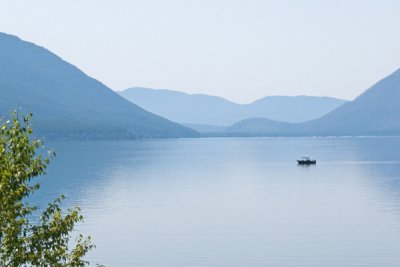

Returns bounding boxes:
[119,87,347,128]
[0,32,198,139]
[2,31,396,138]
[226,68,400,136]
[226,118,291,134]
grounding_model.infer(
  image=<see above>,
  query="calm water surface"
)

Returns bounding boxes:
[34,137,400,266]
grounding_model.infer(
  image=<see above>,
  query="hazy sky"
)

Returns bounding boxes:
[1,0,400,103]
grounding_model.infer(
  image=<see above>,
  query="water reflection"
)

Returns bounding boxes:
[34,137,400,266]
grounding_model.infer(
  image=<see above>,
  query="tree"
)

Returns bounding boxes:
[0,112,94,266]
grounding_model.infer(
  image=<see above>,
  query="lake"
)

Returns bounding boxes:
[34,137,400,266]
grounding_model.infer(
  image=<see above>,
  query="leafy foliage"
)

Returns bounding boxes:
[0,112,94,266]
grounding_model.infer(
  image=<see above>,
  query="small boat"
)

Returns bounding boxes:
[297,156,316,165]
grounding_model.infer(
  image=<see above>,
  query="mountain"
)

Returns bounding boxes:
[182,123,226,133]
[0,32,198,139]
[226,68,400,136]
[226,118,290,135]
[119,87,240,126]
[119,88,347,129]
[244,96,348,123]
[303,68,400,136]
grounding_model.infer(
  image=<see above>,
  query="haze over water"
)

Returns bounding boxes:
[34,137,400,266]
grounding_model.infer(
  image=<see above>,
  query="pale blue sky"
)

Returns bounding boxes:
[1,0,400,103]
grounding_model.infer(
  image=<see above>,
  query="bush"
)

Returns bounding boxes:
[0,112,94,266]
